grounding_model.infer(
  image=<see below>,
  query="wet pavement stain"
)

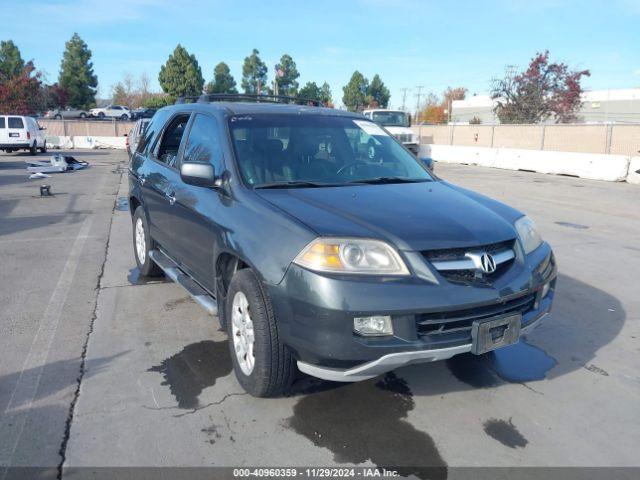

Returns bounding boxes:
[489,342,557,383]
[148,340,232,409]
[483,418,528,449]
[446,341,557,386]
[287,372,447,479]
[115,196,129,211]
[164,296,191,310]
[584,364,609,376]
[555,221,589,230]
[201,424,222,445]
[127,267,169,286]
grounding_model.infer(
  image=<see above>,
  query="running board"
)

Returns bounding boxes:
[148,249,218,316]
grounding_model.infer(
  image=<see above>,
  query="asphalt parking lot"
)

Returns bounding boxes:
[1,150,639,479]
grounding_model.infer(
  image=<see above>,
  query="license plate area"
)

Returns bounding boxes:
[9,132,19,137]
[471,313,521,355]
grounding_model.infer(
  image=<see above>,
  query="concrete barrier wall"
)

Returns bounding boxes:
[420,144,633,183]
[413,123,640,157]
[627,157,640,185]
[46,135,127,150]
[40,119,135,137]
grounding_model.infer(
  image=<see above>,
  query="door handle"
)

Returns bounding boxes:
[166,192,176,205]
[139,174,146,185]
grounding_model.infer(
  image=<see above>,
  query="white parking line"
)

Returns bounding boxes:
[0,211,94,473]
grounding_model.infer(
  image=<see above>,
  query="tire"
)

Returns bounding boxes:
[120,114,128,120]
[30,141,37,156]
[79,113,86,119]
[226,269,295,397]
[98,112,105,119]
[132,206,163,277]
[39,141,47,153]
[54,114,62,120]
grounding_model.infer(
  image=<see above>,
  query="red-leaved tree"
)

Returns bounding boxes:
[0,61,42,114]
[491,51,590,123]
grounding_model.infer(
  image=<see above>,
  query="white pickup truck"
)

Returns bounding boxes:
[362,109,419,155]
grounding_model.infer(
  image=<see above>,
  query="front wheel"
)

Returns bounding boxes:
[39,141,47,153]
[120,114,128,120]
[29,141,37,155]
[132,206,163,277]
[226,269,295,397]
[79,113,86,119]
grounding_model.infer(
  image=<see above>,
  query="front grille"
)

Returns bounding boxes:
[423,239,516,285]
[416,291,536,342]
[395,133,412,143]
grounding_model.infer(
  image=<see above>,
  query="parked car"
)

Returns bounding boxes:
[0,115,47,154]
[89,105,132,120]
[45,107,88,119]
[128,98,557,397]
[363,109,419,155]
[131,107,157,120]
[126,118,150,159]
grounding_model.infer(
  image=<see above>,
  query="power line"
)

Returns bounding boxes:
[400,88,410,111]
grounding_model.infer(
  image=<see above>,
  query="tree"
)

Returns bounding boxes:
[367,74,390,108]
[58,33,98,108]
[342,71,368,111]
[275,54,299,96]
[241,49,268,94]
[491,51,590,124]
[442,87,467,107]
[0,62,42,114]
[158,44,204,99]
[0,40,25,81]
[298,81,321,102]
[142,93,171,108]
[205,62,238,94]
[39,83,68,111]
[320,82,333,106]
[421,105,447,124]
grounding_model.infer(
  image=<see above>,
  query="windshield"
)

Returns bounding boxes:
[228,114,432,188]
[371,111,410,127]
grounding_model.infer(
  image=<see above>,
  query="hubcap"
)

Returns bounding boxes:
[231,292,255,376]
[135,218,146,264]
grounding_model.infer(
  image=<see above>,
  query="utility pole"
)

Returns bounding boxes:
[414,85,424,122]
[400,88,410,111]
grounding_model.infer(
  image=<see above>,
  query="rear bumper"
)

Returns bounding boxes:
[0,143,30,149]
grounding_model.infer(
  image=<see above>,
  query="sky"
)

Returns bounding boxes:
[3,0,640,109]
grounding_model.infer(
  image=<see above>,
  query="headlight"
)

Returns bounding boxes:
[293,238,410,275]
[515,216,543,254]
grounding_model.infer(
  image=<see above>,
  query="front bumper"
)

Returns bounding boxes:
[267,242,556,381]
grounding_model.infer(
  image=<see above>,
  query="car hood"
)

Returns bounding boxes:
[256,181,521,251]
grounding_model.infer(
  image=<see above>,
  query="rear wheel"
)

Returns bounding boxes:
[79,113,86,119]
[98,112,105,119]
[132,206,163,277]
[226,269,295,397]
[54,114,62,120]
[29,141,37,156]
[120,114,128,120]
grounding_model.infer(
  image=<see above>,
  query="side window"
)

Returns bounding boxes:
[8,117,24,129]
[182,114,223,172]
[136,110,170,156]
[0,118,5,129]
[156,114,190,168]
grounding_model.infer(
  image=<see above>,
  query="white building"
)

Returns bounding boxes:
[451,89,640,124]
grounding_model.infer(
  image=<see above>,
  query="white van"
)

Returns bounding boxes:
[0,115,47,155]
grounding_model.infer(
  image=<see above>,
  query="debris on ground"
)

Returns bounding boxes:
[26,154,89,174]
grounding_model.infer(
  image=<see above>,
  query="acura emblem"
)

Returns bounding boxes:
[480,253,497,274]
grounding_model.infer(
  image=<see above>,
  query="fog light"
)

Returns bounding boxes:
[541,282,551,298]
[354,316,393,336]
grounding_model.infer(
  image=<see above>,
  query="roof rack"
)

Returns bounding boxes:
[174,93,323,107]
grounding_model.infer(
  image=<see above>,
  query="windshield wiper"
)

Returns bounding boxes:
[255,180,340,189]
[350,176,430,185]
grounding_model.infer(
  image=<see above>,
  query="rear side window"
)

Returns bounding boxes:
[182,114,223,171]
[136,110,171,156]
[8,117,24,128]
[0,118,5,129]
[156,114,190,168]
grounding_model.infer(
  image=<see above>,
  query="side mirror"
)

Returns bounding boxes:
[420,157,434,172]
[39,127,46,131]
[180,162,217,188]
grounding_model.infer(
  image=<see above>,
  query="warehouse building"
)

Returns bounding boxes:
[451,88,640,124]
